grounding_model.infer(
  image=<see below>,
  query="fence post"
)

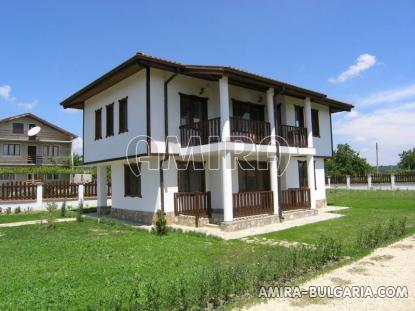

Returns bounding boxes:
[367,174,372,189]
[391,174,396,190]
[327,176,331,188]
[36,183,43,209]
[346,175,351,189]
[78,183,84,205]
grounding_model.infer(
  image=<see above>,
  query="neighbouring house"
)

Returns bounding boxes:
[0,113,77,183]
[61,53,353,231]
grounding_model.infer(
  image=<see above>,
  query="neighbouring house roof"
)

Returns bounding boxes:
[60,52,354,113]
[0,113,78,140]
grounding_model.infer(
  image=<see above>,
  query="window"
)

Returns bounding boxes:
[295,106,305,128]
[3,144,20,156]
[298,160,308,188]
[106,103,114,137]
[95,108,102,140]
[180,94,207,126]
[29,123,36,129]
[0,174,14,181]
[124,164,141,197]
[233,100,264,121]
[12,123,24,134]
[311,109,320,137]
[177,162,205,192]
[44,145,59,157]
[238,161,270,192]
[119,97,128,133]
[47,174,59,180]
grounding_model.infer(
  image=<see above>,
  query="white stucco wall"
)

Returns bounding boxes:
[84,70,147,164]
[314,158,326,201]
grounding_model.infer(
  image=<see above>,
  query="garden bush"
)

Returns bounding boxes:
[60,201,66,218]
[14,206,21,214]
[45,202,58,228]
[76,201,84,222]
[151,210,168,236]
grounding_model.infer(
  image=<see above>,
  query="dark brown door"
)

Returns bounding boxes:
[28,146,36,164]
[177,162,205,193]
[295,105,305,128]
[298,160,308,188]
[180,94,208,126]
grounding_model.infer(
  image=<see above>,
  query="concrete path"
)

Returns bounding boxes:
[0,218,76,228]
[245,235,415,311]
[169,206,348,240]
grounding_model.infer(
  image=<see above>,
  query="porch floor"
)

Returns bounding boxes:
[169,206,349,240]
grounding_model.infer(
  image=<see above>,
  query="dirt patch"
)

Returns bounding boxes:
[357,260,375,266]
[89,229,110,236]
[347,266,368,275]
[330,277,352,286]
[290,295,331,307]
[391,244,413,250]
[370,254,394,262]
[241,237,309,248]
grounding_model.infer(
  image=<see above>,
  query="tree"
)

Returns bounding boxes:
[398,148,415,170]
[72,154,83,167]
[325,144,372,176]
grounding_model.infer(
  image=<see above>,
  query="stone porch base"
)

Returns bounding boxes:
[110,208,175,225]
[220,214,281,232]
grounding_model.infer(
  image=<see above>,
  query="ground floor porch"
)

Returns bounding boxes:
[94,151,327,231]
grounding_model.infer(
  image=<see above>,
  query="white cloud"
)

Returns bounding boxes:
[17,100,38,111]
[334,102,415,165]
[329,53,376,83]
[72,137,83,155]
[0,85,13,101]
[358,83,415,106]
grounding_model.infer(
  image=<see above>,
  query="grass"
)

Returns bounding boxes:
[0,218,284,309]
[260,189,415,257]
[0,190,413,309]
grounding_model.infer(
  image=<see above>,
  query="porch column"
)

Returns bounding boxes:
[306,155,316,209]
[304,97,314,148]
[96,165,108,208]
[219,76,230,142]
[221,150,233,222]
[266,88,276,144]
[270,155,280,215]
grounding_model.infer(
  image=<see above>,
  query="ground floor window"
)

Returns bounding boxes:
[0,173,14,181]
[3,144,20,156]
[124,164,141,197]
[46,174,59,181]
[177,161,205,192]
[238,161,270,192]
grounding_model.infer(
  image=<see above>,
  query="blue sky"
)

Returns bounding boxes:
[1,0,414,165]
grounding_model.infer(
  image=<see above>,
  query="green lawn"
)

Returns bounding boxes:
[0,190,414,309]
[260,190,415,257]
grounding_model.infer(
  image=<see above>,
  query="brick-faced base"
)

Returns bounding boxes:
[220,214,281,232]
[316,199,327,209]
[174,215,210,227]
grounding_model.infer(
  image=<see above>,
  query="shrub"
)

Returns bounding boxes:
[6,207,11,214]
[14,206,21,214]
[356,217,407,249]
[0,207,2,214]
[24,206,33,214]
[45,202,58,229]
[76,201,84,222]
[60,201,67,218]
[151,210,168,236]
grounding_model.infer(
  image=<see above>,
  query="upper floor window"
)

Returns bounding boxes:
[106,103,114,137]
[29,123,36,130]
[12,123,24,134]
[295,106,305,128]
[124,164,141,197]
[119,97,128,133]
[180,94,208,125]
[3,144,20,156]
[44,145,59,157]
[95,108,102,140]
[233,100,264,121]
[311,109,320,137]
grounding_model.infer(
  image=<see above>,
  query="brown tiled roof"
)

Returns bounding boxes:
[60,52,353,112]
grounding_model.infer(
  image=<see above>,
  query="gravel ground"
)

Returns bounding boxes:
[245,235,415,311]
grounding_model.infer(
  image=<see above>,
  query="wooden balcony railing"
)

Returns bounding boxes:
[230,117,271,145]
[174,192,211,227]
[27,155,43,164]
[280,188,311,211]
[232,190,273,218]
[179,118,221,147]
[277,125,308,148]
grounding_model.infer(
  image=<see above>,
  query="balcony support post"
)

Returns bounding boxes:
[266,88,276,145]
[219,76,230,142]
[306,155,316,209]
[304,97,314,148]
[221,150,233,222]
[270,154,280,215]
[97,165,108,211]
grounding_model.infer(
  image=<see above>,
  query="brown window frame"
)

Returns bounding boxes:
[294,105,305,128]
[95,108,102,140]
[124,164,141,197]
[106,103,114,137]
[119,97,128,134]
[311,109,320,137]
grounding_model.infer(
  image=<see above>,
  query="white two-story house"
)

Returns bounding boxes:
[61,53,352,231]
